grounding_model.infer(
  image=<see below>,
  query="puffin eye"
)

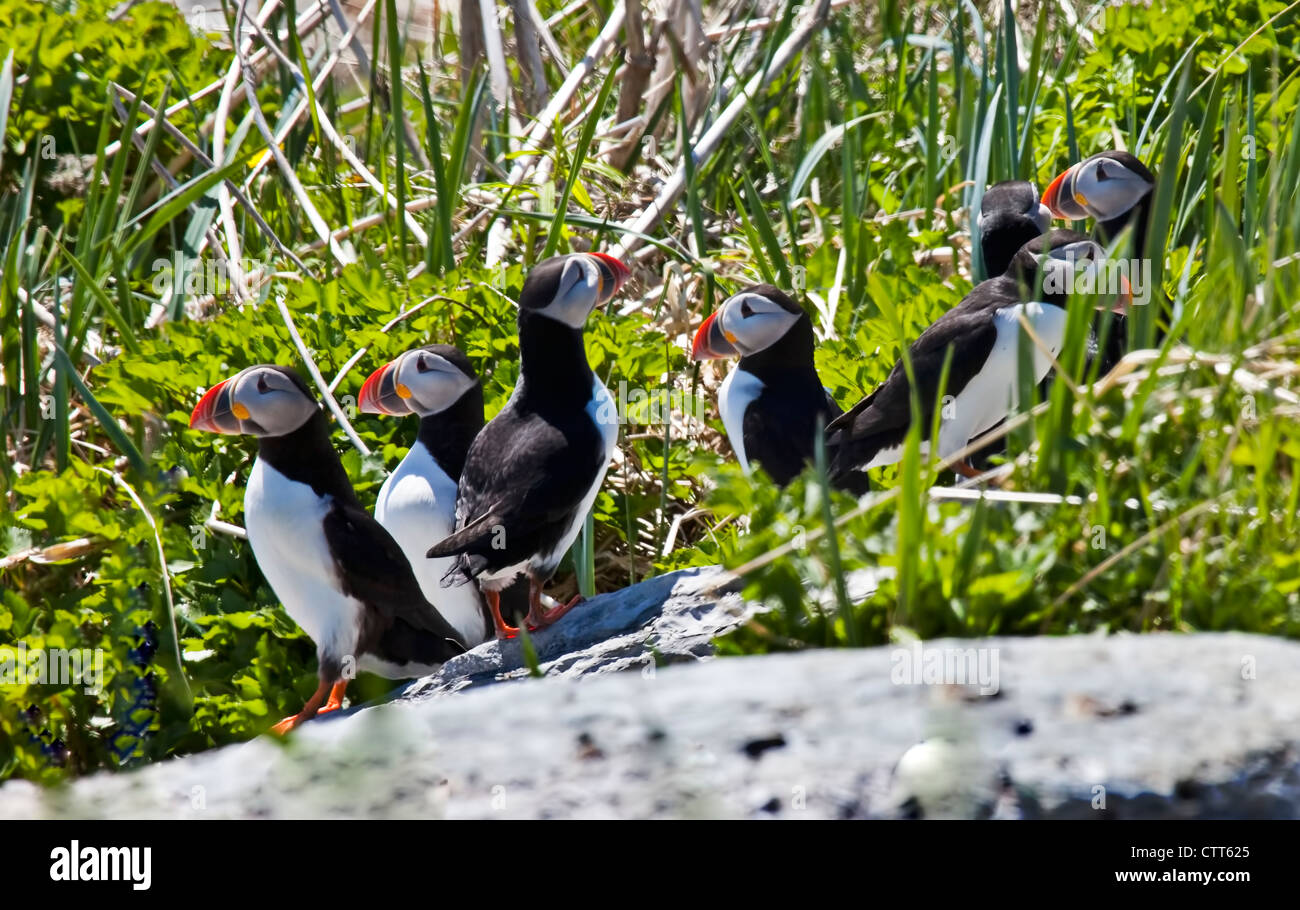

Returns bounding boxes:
[739,299,755,318]
[1094,162,1109,181]
[256,374,270,394]
[416,355,430,373]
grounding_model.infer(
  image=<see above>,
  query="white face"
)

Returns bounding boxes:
[713,291,802,357]
[533,255,606,329]
[1039,239,1106,294]
[191,366,318,437]
[396,349,476,416]
[1068,156,1154,221]
[383,349,476,417]
[1032,202,1052,233]
[1032,239,1129,312]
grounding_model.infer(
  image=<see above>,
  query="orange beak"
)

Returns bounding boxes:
[358,361,409,416]
[589,252,632,302]
[1112,274,1132,314]
[189,379,240,434]
[1042,164,1088,220]
[691,311,738,360]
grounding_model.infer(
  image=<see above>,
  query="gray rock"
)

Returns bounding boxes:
[1,568,1297,818]
[398,565,753,699]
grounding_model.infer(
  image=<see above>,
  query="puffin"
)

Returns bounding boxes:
[826,229,1131,485]
[1042,149,1157,371]
[1041,150,1156,254]
[689,284,867,493]
[190,365,466,733]
[977,180,1052,279]
[968,180,1051,467]
[358,344,493,645]
[426,252,631,637]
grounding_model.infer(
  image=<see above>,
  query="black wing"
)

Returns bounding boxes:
[823,387,844,419]
[827,302,1002,480]
[322,499,467,654]
[427,401,606,576]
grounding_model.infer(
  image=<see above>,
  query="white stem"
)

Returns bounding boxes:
[235,1,355,266]
[610,0,831,258]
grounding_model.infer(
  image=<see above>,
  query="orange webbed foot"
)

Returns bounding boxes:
[525,594,583,631]
[270,712,311,736]
[314,680,349,716]
[487,588,520,639]
[953,460,983,479]
[269,679,332,735]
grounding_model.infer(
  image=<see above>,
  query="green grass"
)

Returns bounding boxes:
[1,0,1299,782]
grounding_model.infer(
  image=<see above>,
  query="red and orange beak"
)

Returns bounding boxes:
[691,310,739,361]
[189,378,243,435]
[589,252,632,303]
[1112,274,1132,314]
[1042,164,1089,220]
[358,360,411,416]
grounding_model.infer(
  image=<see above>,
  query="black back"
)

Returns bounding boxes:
[824,230,1090,483]
[825,281,1011,483]
[428,308,608,584]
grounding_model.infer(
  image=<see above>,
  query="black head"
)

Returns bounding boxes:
[690,283,808,360]
[517,252,632,329]
[1042,149,1155,223]
[978,180,1051,277]
[358,344,480,418]
[190,365,319,438]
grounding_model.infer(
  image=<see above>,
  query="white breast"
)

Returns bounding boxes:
[858,439,923,471]
[718,367,765,473]
[850,301,1068,473]
[374,442,488,645]
[244,460,361,661]
[935,301,1066,460]
[356,653,448,680]
[526,376,618,579]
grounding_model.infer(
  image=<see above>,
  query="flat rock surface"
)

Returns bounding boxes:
[2,568,1297,817]
[399,565,751,699]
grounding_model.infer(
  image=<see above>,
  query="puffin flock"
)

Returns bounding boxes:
[189,149,1155,734]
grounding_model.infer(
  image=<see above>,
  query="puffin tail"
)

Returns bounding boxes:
[428,513,500,588]
[437,554,485,589]
[830,461,872,496]
[825,432,877,491]
[426,511,500,559]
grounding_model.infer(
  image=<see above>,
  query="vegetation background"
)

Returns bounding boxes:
[1,0,1298,783]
